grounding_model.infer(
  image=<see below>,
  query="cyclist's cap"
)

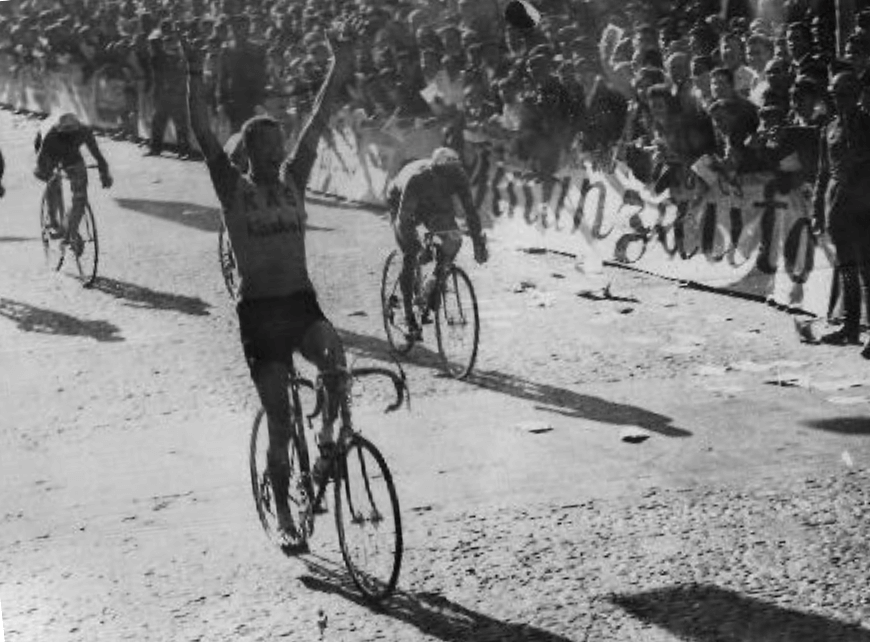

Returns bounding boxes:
[431,147,462,167]
[56,113,82,132]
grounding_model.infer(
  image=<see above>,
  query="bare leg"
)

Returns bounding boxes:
[250,359,297,536]
[299,319,351,445]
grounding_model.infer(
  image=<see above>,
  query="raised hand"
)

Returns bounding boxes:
[176,28,204,70]
[325,16,359,72]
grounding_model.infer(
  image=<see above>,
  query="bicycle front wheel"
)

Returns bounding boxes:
[74,202,99,287]
[334,434,402,602]
[381,249,415,354]
[435,265,480,379]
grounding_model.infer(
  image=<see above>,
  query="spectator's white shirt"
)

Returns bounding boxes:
[733,65,758,98]
[748,79,768,107]
[432,70,465,108]
[500,103,523,132]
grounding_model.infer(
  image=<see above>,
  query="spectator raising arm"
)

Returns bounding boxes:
[282,19,358,191]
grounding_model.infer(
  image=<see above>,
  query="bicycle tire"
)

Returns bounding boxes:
[39,192,63,272]
[434,265,480,379]
[74,202,99,287]
[334,434,403,602]
[249,408,314,550]
[380,249,415,355]
[218,225,239,301]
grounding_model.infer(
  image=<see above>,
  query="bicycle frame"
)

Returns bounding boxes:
[283,357,409,529]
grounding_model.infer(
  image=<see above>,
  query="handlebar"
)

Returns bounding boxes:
[304,359,410,421]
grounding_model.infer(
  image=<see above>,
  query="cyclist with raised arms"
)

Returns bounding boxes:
[34,113,113,253]
[386,147,488,340]
[180,23,356,551]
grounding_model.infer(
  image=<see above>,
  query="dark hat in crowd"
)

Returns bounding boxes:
[792,75,822,96]
[691,54,714,75]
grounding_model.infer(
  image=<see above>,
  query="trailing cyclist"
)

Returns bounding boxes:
[387,147,489,340]
[34,113,113,254]
[181,22,357,551]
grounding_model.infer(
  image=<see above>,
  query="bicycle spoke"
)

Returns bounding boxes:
[335,436,402,601]
[435,267,480,379]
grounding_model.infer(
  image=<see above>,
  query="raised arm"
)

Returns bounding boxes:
[282,21,358,190]
[180,34,223,163]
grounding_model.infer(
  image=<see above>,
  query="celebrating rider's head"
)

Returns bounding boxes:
[240,115,284,182]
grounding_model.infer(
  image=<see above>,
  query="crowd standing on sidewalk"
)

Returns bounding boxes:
[3,0,870,352]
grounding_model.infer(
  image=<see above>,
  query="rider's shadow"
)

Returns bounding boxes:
[0,297,124,342]
[300,555,578,642]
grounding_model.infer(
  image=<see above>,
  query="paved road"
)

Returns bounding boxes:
[1,109,869,641]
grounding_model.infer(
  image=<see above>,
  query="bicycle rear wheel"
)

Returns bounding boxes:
[334,434,402,602]
[250,409,314,550]
[380,249,415,354]
[435,265,480,379]
[218,225,239,300]
[73,202,99,287]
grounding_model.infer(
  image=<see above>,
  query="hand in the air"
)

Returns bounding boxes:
[326,16,359,71]
[176,28,203,69]
[101,172,113,189]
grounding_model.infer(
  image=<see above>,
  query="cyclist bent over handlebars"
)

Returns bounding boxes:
[387,147,488,341]
[34,113,113,252]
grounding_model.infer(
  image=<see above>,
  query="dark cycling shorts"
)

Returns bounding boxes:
[236,290,327,370]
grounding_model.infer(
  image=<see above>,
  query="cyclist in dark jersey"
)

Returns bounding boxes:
[34,113,113,250]
[182,25,356,551]
[387,147,488,339]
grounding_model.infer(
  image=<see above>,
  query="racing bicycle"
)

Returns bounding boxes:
[39,164,100,286]
[249,355,409,602]
[381,231,480,379]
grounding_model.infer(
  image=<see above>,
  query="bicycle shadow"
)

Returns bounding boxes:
[338,327,446,372]
[300,555,576,642]
[0,297,124,342]
[469,369,691,438]
[610,584,870,641]
[89,276,211,317]
[336,327,690,437]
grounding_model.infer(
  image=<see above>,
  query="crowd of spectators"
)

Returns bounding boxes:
[2,0,870,188]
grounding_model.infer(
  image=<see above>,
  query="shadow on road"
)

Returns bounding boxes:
[90,276,211,316]
[116,197,336,233]
[115,197,222,232]
[0,297,123,342]
[337,327,690,437]
[470,369,691,438]
[610,584,870,641]
[338,326,445,372]
[300,555,577,642]
[0,235,36,244]
[803,416,870,435]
